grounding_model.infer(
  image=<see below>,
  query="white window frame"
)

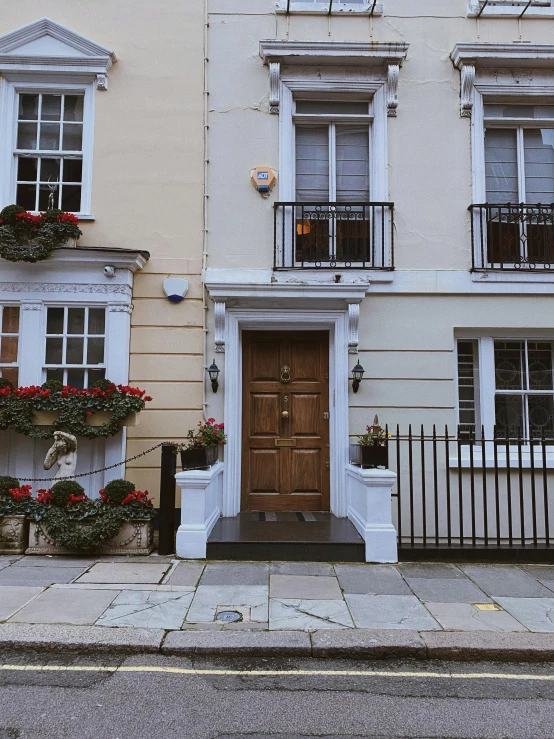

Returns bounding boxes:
[455,332,554,466]
[468,0,554,18]
[276,0,383,15]
[0,77,95,218]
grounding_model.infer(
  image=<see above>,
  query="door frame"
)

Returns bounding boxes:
[222,308,350,518]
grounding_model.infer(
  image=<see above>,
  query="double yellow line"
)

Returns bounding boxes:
[1,665,553,681]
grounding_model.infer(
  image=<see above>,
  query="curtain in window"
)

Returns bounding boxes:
[295,126,329,202]
[524,129,554,202]
[485,129,518,203]
[336,126,369,202]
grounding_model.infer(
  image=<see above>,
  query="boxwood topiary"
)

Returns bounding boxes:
[0,475,20,495]
[41,379,64,393]
[0,378,13,390]
[103,478,135,505]
[91,379,114,391]
[0,204,25,226]
[51,479,85,507]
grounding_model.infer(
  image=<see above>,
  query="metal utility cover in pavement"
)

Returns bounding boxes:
[473,603,502,611]
[216,610,243,623]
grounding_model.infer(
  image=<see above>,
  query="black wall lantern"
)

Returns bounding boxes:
[208,359,220,393]
[351,361,365,393]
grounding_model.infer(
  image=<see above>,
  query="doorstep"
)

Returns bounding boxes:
[206,512,365,562]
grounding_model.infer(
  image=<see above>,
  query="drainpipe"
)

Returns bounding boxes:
[202,0,210,421]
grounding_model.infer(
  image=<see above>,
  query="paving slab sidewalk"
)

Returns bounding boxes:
[1,555,554,661]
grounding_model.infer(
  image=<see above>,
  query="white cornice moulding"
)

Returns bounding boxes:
[260,40,408,114]
[451,43,554,117]
[0,17,116,89]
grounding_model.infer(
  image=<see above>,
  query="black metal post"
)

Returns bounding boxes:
[158,443,177,555]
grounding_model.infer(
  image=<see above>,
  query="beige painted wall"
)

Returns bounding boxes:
[0,2,206,502]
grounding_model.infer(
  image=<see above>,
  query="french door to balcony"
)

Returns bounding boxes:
[294,123,371,265]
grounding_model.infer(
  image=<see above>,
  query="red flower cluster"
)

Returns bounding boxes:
[36,489,53,504]
[99,488,109,503]
[56,212,79,225]
[67,493,88,506]
[120,490,152,507]
[6,485,32,502]
[15,211,45,228]
[0,383,153,401]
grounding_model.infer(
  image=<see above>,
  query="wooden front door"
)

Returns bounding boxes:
[242,331,330,511]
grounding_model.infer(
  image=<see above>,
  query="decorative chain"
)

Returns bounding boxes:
[16,442,207,482]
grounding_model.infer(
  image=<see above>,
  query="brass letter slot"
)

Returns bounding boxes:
[275,438,296,447]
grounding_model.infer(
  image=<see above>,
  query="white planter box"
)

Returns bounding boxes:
[26,518,154,555]
[86,411,139,427]
[0,514,29,554]
[32,410,59,425]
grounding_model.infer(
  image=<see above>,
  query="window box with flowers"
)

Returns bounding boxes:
[0,205,82,263]
[0,379,152,439]
[27,478,155,555]
[0,476,33,554]
[350,415,391,469]
[178,418,227,470]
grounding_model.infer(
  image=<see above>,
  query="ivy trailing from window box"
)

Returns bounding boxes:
[29,479,155,552]
[0,205,82,263]
[0,378,152,440]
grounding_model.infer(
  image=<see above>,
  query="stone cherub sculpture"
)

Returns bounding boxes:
[44,431,78,480]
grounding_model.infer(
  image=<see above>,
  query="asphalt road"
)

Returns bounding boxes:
[0,652,553,738]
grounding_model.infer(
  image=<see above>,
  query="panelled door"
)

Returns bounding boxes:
[241,331,330,511]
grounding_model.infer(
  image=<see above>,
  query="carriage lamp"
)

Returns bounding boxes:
[208,360,220,393]
[351,361,365,393]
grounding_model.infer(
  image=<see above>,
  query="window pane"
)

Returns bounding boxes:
[45,338,63,364]
[485,129,518,202]
[2,307,19,334]
[39,123,60,151]
[86,338,104,365]
[64,96,84,123]
[528,395,554,438]
[336,126,369,201]
[40,158,61,183]
[528,341,554,390]
[67,369,85,389]
[46,308,64,334]
[41,95,61,122]
[0,337,18,364]
[16,184,36,211]
[495,395,524,438]
[18,94,38,121]
[457,340,480,437]
[38,185,57,211]
[17,157,38,182]
[63,159,82,183]
[17,123,37,150]
[66,338,84,364]
[296,100,369,115]
[46,368,64,383]
[524,129,554,202]
[61,185,81,212]
[295,126,329,202]
[88,309,105,335]
[67,308,85,334]
[495,340,526,390]
[88,368,106,387]
[1,368,19,385]
[62,124,82,152]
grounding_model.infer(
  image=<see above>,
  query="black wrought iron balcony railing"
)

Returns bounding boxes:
[470,203,554,271]
[273,202,394,270]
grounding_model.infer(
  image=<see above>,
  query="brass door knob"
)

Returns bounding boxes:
[281,411,289,419]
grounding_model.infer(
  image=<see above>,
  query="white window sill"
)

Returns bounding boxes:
[468,6,554,18]
[450,451,554,469]
[277,2,383,15]
[472,271,554,284]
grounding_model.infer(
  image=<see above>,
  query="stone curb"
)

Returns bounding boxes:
[1,625,554,661]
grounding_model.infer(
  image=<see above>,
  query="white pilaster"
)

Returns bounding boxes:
[175,462,224,558]
[346,464,398,562]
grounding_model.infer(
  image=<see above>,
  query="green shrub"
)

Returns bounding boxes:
[103,478,135,505]
[91,379,114,391]
[0,204,25,225]
[41,379,64,393]
[51,479,85,507]
[0,475,20,495]
[0,378,13,390]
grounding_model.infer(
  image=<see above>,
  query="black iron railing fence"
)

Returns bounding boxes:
[379,426,554,557]
[470,203,554,271]
[274,201,394,270]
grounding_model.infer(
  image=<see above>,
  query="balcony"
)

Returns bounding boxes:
[273,202,394,270]
[470,203,554,271]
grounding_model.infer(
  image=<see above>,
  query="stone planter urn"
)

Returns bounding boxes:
[26,518,154,555]
[86,411,139,427]
[0,515,29,554]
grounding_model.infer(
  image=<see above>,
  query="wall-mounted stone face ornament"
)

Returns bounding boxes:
[163,278,189,303]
